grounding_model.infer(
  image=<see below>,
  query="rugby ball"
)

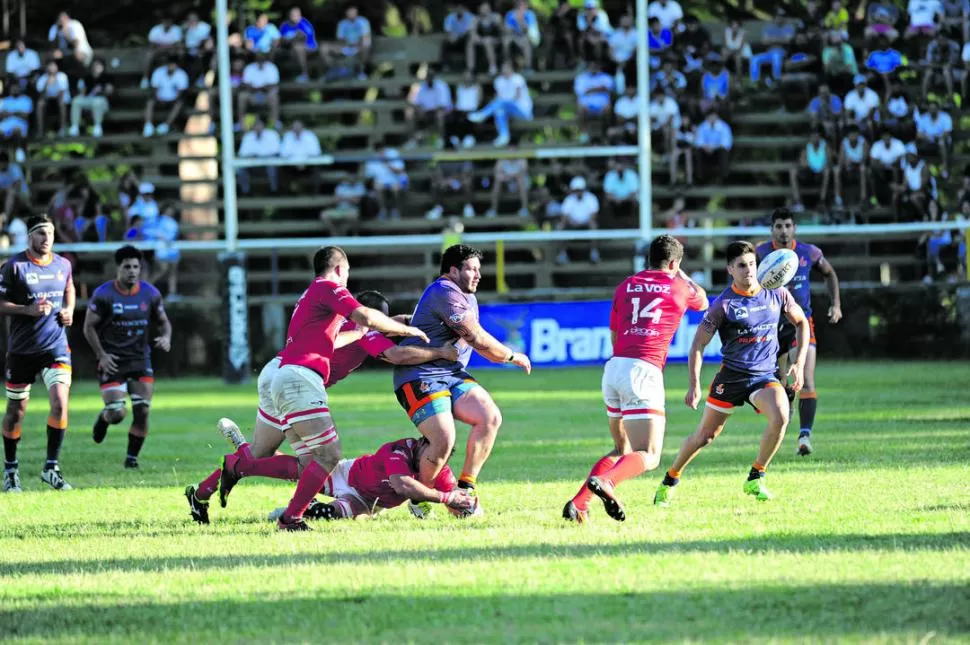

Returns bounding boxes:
[757,248,798,290]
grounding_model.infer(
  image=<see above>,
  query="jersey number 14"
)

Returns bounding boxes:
[630,297,663,325]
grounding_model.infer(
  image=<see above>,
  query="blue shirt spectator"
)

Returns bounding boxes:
[865,47,904,74]
[280,8,318,51]
[244,15,281,53]
[505,6,538,36]
[444,8,474,38]
[337,10,371,46]
[0,159,27,195]
[808,93,843,116]
[696,114,733,149]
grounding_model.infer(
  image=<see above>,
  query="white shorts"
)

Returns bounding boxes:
[256,356,286,431]
[321,458,375,517]
[270,363,331,428]
[601,356,665,421]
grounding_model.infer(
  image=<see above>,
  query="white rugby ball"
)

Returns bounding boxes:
[757,248,798,290]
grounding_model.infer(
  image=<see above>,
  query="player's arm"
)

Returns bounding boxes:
[387,473,477,514]
[447,315,531,373]
[678,268,708,310]
[56,275,75,326]
[783,296,810,391]
[380,341,461,366]
[0,263,50,317]
[685,321,716,410]
[391,313,412,324]
[83,308,119,373]
[335,328,366,349]
[815,255,842,323]
[152,298,173,352]
[348,306,429,343]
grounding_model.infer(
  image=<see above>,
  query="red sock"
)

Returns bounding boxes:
[572,455,617,510]
[195,467,221,501]
[602,452,649,487]
[237,448,300,481]
[283,460,330,520]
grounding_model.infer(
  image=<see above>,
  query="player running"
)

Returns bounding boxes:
[654,241,810,505]
[0,215,76,492]
[184,290,458,524]
[216,247,430,531]
[83,245,172,469]
[563,235,707,523]
[756,208,842,456]
[392,244,532,513]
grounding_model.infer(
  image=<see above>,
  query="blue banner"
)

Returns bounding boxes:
[469,300,721,369]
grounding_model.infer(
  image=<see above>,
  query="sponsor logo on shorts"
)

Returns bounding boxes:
[419,381,432,393]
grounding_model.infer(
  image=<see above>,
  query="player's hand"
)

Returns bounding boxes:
[392,314,412,324]
[828,304,843,324]
[154,335,171,352]
[401,326,430,344]
[98,353,119,374]
[685,383,701,409]
[510,352,531,374]
[441,341,460,362]
[787,362,805,392]
[57,307,73,327]
[26,297,53,317]
[439,489,478,517]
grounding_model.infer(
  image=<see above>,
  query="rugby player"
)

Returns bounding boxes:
[392,244,532,513]
[0,215,76,492]
[563,235,707,523]
[83,245,171,468]
[756,208,842,455]
[654,241,810,505]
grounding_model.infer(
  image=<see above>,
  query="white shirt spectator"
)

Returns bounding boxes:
[455,84,481,112]
[907,0,943,26]
[648,0,684,29]
[411,79,453,112]
[577,9,612,34]
[148,23,184,46]
[239,128,281,157]
[870,137,906,165]
[615,94,638,120]
[574,71,615,108]
[494,73,533,117]
[280,129,322,161]
[844,88,880,120]
[561,191,600,226]
[242,62,280,89]
[609,28,638,63]
[7,217,27,252]
[365,149,407,188]
[48,19,93,61]
[649,94,680,129]
[5,48,40,79]
[335,179,366,208]
[696,118,733,149]
[184,21,212,53]
[917,110,953,139]
[151,67,190,102]
[604,168,640,200]
[35,72,71,101]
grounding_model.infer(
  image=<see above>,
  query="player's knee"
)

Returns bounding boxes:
[104,400,127,425]
[640,449,662,472]
[131,399,151,428]
[482,407,503,434]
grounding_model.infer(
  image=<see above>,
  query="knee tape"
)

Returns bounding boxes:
[42,366,72,390]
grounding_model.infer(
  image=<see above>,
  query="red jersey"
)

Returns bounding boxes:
[279,278,362,382]
[347,438,423,509]
[326,320,396,387]
[609,270,707,369]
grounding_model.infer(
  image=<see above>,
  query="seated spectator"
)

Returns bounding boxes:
[694,110,732,184]
[124,215,145,241]
[48,11,93,71]
[865,3,901,44]
[280,6,321,82]
[698,54,731,116]
[895,143,932,219]
[574,61,614,143]
[448,70,482,147]
[426,143,474,220]
[244,12,282,56]
[504,0,539,71]
[5,40,40,91]
[69,57,113,137]
[670,113,696,186]
[333,171,366,214]
[750,9,796,87]
[467,2,501,75]
[653,56,687,101]
[647,17,673,69]
[487,148,530,218]
[544,0,577,69]
[957,168,970,215]
[142,16,184,89]
[963,37,970,100]
[331,5,371,79]
[864,37,905,100]
[905,0,942,39]
[0,83,32,155]
[915,101,953,177]
[835,125,870,207]
[608,15,637,91]
[6,213,27,251]
[443,4,475,70]
[790,127,832,212]
[883,86,914,139]
[822,31,858,94]
[608,85,638,144]
[183,11,214,84]
[280,119,322,193]
[128,183,161,227]
[556,176,600,265]
[922,31,959,104]
[144,56,189,137]
[364,142,408,220]
[117,170,142,220]
[808,83,843,139]
[34,60,70,137]
[0,153,28,224]
[577,0,612,63]
[208,57,244,135]
[468,62,533,147]
[146,204,181,296]
[869,128,906,204]
[602,158,639,222]
[843,75,881,136]
[722,19,752,79]
[649,86,680,161]
[648,0,684,31]
[237,54,281,130]
[237,118,281,195]
[406,70,453,148]
[823,0,850,39]
[679,15,712,74]
[941,0,968,40]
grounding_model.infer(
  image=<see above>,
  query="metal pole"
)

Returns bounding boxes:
[215,0,239,253]
[635,0,652,246]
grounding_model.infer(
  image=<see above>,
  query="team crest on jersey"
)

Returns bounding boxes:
[25,273,38,285]
[769,302,779,312]
[139,302,148,311]
[113,303,124,315]
[715,384,725,395]
[56,270,64,281]
[449,311,467,324]
[419,381,432,393]
[728,300,749,320]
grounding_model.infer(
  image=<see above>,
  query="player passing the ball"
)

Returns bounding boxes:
[654,241,810,505]
[563,235,707,523]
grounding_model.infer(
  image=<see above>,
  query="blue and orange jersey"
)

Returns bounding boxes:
[0,251,72,354]
[88,280,164,362]
[756,239,825,317]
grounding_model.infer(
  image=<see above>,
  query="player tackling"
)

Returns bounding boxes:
[83,245,172,468]
[563,235,707,522]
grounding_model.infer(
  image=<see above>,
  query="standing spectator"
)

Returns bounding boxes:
[183,11,214,84]
[48,11,93,71]
[468,62,533,147]
[647,17,673,69]
[648,0,684,31]
[280,120,322,193]
[69,57,113,137]
[749,9,796,87]
[467,2,501,75]
[364,142,409,220]
[670,113,696,186]
[608,15,638,92]
[280,6,321,82]
[5,40,41,91]
[443,4,475,70]
[602,158,639,223]
[487,149,530,218]
[808,83,843,140]
[556,176,600,265]
[142,17,184,89]
[577,0,612,63]
[869,128,906,205]
[790,128,832,212]
[905,0,942,39]
[503,1,539,71]
[822,31,858,94]
[0,153,28,225]
[895,144,932,219]
[843,74,881,136]
[448,70,481,147]
[722,20,752,79]
[649,86,680,162]
[608,84,638,144]
[333,5,372,79]
[835,125,870,207]
[0,83,32,158]
[237,54,281,131]
[237,119,281,195]
[574,61,614,143]
[144,57,189,137]
[823,0,850,39]
[244,13,282,56]
[35,60,70,137]
[405,70,453,148]
[695,110,732,184]
[544,0,577,69]
[922,30,959,104]
[916,101,953,178]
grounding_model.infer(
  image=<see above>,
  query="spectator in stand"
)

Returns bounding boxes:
[0,83,32,160]
[647,17,673,70]
[750,9,797,87]
[142,16,184,89]
[608,84,638,144]
[237,54,281,131]
[49,11,93,71]
[823,0,850,39]
[364,142,408,220]
[208,57,244,134]
[237,118,281,195]
[504,1,539,71]
[448,70,481,148]
[869,127,906,205]
[941,0,969,41]
[679,16,713,75]
[405,69,453,148]
[698,54,731,117]
[468,62,533,147]
[905,0,942,39]
[670,113,696,186]
[487,147,530,218]
[916,101,953,178]
[895,143,932,219]
[124,214,144,241]
[0,153,28,224]
[69,57,113,137]
[922,30,960,104]
[331,170,366,220]
[865,3,900,44]
[822,31,858,94]
[146,203,181,296]
[963,37,970,99]
[117,170,142,221]
[648,0,684,31]
[183,11,214,84]
[835,125,870,208]
[128,182,161,227]
[545,0,578,69]
[574,61,614,144]
[722,19,752,80]
[280,6,321,82]
[144,56,189,137]
[695,110,732,184]
[443,4,475,70]
[843,74,881,137]
[790,127,832,212]
[467,2,502,75]
[280,119,322,193]
[577,0,612,63]
[864,36,905,101]
[332,5,372,79]
[245,13,282,56]
[5,40,40,91]
[958,169,970,215]
[6,213,28,251]
[808,83,843,140]
[608,15,638,91]
[556,176,600,265]
[426,142,474,220]
[35,59,70,137]
[649,86,680,161]
[602,157,639,223]
[653,56,687,99]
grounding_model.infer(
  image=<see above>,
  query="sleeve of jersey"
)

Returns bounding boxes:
[437,288,476,333]
[779,288,799,316]
[359,331,395,358]
[88,289,106,315]
[681,279,708,312]
[320,282,363,318]
[700,297,725,333]
[809,244,825,268]
[383,442,414,478]
[0,261,14,298]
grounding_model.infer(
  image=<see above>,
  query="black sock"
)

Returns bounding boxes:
[127,433,145,459]
[3,459,17,472]
[747,467,766,482]
[46,425,65,465]
[3,435,19,464]
[457,480,475,491]
[662,472,679,487]
[799,397,818,433]
[93,413,109,444]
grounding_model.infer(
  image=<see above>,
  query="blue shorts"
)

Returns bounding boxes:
[395,372,479,426]
[706,366,781,415]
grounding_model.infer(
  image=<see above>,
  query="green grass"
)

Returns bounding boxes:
[1,361,969,644]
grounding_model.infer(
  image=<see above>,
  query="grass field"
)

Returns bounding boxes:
[0,361,968,644]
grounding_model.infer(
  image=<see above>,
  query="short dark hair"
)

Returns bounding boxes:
[770,207,795,224]
[726,240,757,264]
[312,246,348,276]
[440,244,483,275]
[25,214,53,232]
[115,245,143,265]
[647,234,684,269]
[356,290,390,312]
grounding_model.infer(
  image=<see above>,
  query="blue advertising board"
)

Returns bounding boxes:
[468,300,722,369]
